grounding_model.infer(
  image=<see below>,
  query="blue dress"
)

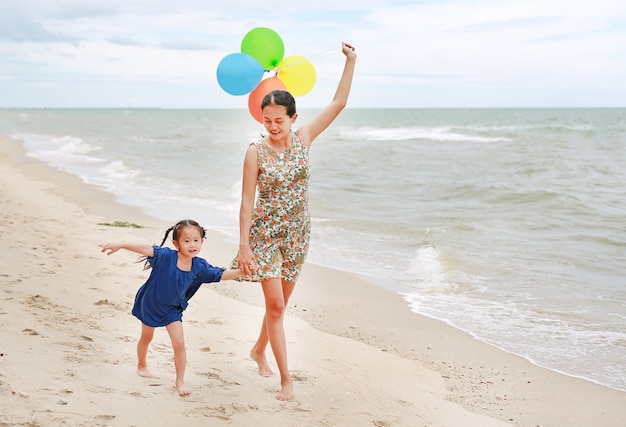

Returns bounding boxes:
[132,246,224,327]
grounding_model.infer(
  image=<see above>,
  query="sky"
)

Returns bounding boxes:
[1,0,625,109]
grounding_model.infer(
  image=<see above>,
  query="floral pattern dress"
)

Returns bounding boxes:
[237,131,311,283]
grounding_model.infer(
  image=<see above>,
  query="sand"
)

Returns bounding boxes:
[1,134,625,427]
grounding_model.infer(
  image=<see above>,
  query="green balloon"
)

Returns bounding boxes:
[241,27,284,70]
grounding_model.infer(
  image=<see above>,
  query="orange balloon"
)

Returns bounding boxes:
[248,77,287,123]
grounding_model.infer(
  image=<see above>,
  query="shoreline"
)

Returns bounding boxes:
[1,134,625,426]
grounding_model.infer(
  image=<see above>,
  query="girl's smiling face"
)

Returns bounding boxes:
[172,225,204,258]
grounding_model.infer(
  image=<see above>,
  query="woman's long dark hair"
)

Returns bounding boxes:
[261,90,296,117]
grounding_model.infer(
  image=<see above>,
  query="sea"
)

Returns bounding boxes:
[1,107,625,392]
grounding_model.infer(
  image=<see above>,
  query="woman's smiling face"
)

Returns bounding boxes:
[263,103,297,142]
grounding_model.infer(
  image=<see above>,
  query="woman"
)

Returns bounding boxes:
[236,42,357,401]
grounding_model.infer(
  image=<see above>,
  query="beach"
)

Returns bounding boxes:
[1,134,625,426]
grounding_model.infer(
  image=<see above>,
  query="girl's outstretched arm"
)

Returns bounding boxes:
[101,242,154,257]
[221,268,244,281]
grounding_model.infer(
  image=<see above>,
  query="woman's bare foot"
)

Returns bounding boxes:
[176,380,191,396]
[137,366,154,378]
[276,381,294,401]
[250,349,273,377]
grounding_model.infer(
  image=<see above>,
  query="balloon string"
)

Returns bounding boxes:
[276,46,342,72]
[306,46,342,60]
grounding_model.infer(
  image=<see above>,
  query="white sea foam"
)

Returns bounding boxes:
[49,135,102,154]
[98,160,141,181]
[335,126,511,143]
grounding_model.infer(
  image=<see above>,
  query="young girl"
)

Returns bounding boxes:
[101,219,242,396]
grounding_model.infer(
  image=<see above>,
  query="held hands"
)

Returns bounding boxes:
[237,245,258,276]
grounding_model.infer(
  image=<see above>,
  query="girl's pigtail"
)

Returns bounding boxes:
[158,226,174,247]
[137,226,174,270]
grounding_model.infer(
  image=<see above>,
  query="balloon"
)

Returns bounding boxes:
[216,53,265,96]
[241,27,284,70]
[277,55,316,97]
[248,77,287,123]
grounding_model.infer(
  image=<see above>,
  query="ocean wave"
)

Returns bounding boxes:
[16,133,104,164]
[401,289,626,392]
[403,245,470,293]
[98,160,141,181]
[49,135,102,155]
[471,123,595,133]
[334,126,511,143]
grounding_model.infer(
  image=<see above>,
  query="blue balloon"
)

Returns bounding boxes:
[216,53,264,96]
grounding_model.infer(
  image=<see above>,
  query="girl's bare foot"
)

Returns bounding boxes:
[276,381,294,401]
[176,380,191,396]
[250,349,273,377]
[137,366,154,378]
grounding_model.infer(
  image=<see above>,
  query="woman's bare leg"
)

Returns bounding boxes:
[251,279,297,377]
[250,313,273,377]
[260,278,296,401]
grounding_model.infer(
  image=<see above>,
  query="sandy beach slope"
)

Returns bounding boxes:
[1,135,625,427]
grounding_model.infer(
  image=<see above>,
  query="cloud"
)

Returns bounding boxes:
[0,2,77,43]
[459,16,561,33]
[1,0,625,107]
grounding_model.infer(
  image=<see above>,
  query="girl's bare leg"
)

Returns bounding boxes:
[165,321,191,396]
[260,278,296,401]
[137,323,155,378]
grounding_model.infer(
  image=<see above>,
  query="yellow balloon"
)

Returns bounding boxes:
[277,55,316,97]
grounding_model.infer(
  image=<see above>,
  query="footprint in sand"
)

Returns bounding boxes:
[289,370,308,383]
[94,415,116,422]
[195,404,249,421]
[152,343,171,352]
[86,385,114,393]
[26,294,55,309]
[198,370,226,383]
[94,299,127,311]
